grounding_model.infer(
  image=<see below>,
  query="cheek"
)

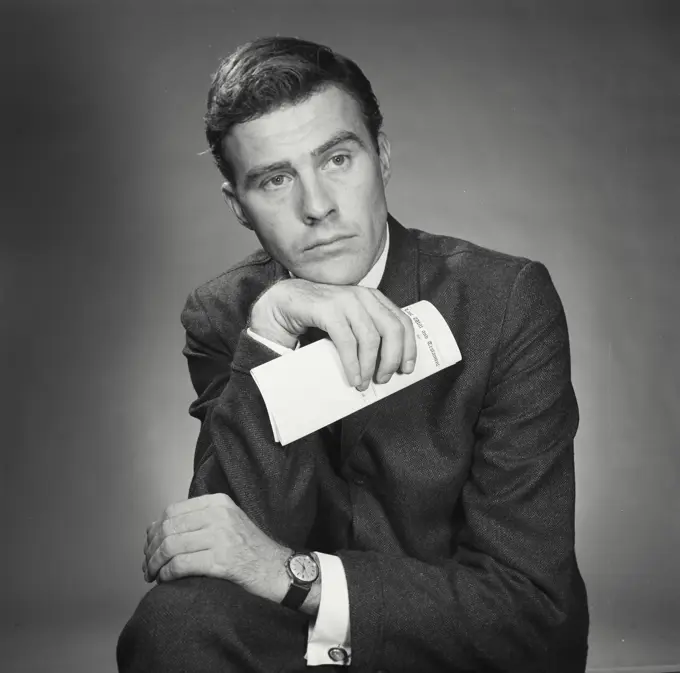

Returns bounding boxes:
[242,194,290,223]
[257,227,295,259]
[242,199,290,240]
[341,164,386,208]
[246,214,302,264]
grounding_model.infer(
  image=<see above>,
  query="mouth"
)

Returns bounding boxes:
[305,235,354,251]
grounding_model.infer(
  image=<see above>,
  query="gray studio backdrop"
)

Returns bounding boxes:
[3,1,679,672]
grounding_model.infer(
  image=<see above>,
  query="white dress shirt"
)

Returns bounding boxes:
[246,226,390,666]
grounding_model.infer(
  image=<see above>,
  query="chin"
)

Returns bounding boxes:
[295,258,369,286]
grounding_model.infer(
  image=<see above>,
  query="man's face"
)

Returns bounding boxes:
[221,85,391,285]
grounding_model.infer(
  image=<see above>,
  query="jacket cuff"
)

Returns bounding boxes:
[334,550,385,670]
[231,329,282,374]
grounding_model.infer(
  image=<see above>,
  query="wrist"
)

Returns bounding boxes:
[263,544,294,605]
[298,574,321,617]
[280,550,321,617]
[250,287,299,350]
[293,551,321,617]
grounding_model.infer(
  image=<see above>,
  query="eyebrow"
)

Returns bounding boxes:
[243,130,367,189]
[312,130,366,158]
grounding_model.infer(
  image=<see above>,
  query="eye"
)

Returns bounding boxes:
[262,174,291,191]
[326,153,350,169]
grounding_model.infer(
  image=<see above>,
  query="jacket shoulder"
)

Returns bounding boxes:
[410,227,565,349]
[413,227,534,283]
[191,248,273,300]
[182,248,277,339]
[410,226,563,329]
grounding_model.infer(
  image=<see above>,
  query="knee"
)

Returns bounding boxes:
[117,576,308,673]
[116,577,226,672]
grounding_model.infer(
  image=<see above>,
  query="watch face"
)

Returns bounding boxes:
[289,554,319,582]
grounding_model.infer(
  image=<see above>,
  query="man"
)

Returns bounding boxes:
[117,37,589,672]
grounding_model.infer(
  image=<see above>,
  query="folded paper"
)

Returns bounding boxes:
[250,300,462,445]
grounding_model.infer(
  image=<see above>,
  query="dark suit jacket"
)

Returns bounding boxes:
[180,215,589,673]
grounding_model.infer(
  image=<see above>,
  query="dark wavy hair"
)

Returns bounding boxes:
[205,37,384,184]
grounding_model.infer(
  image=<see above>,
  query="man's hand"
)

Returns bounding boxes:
[143,494,292,603]
[250,279,417,391]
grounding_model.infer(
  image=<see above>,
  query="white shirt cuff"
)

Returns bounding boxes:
[246,328,298,355]
[305,552,352,666]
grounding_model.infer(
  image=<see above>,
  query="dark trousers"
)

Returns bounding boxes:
[116,576,338,673]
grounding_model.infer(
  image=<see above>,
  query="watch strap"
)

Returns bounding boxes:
[281,580,310,610]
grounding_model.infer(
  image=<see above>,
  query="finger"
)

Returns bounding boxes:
[146,521,159,546]
[342,299,382,388]
[157,550,213,583]
[162,493,235,520]
[324,317,363,388]
[357,293,405,383]
[145,494,234,555]
[147,529,214,583]
[144,521,163,559]
[146,509,214,565]
[145,496,217,550]
[372,293,417,374]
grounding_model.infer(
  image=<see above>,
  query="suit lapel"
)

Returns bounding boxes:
[340,214,420,459]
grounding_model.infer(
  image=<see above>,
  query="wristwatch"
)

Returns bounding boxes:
[281,551,320,610]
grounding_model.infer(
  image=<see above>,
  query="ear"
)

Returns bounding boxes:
[377,132,391,187]
[221,181,253,230]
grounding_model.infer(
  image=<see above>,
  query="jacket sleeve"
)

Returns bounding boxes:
[334,261,589,673]
[180,288,323,550]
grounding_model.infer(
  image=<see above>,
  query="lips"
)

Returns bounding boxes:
[306,235,353,251]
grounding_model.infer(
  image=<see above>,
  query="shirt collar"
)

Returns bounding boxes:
[357,224,389,289]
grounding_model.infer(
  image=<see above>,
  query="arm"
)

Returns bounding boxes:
[181,277,416,551]
[245,330,354,665]
[182,290,354,664]
[333,262,588,672]
[180,288,323,549]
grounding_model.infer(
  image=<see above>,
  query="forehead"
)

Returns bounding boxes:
[223,85,370,175]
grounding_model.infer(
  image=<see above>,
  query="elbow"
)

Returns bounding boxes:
[488,574,589,670]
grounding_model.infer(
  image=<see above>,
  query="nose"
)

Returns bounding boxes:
[298,172,336,224]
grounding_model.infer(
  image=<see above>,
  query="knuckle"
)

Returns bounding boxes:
[214,525,230,545]
[161,519,173,537]
[379,331,400,351]
[329,327,355,347]
[169,556,184,573]
[159,538,173,557]
[362,332,381,349]
[390,319,406,337]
